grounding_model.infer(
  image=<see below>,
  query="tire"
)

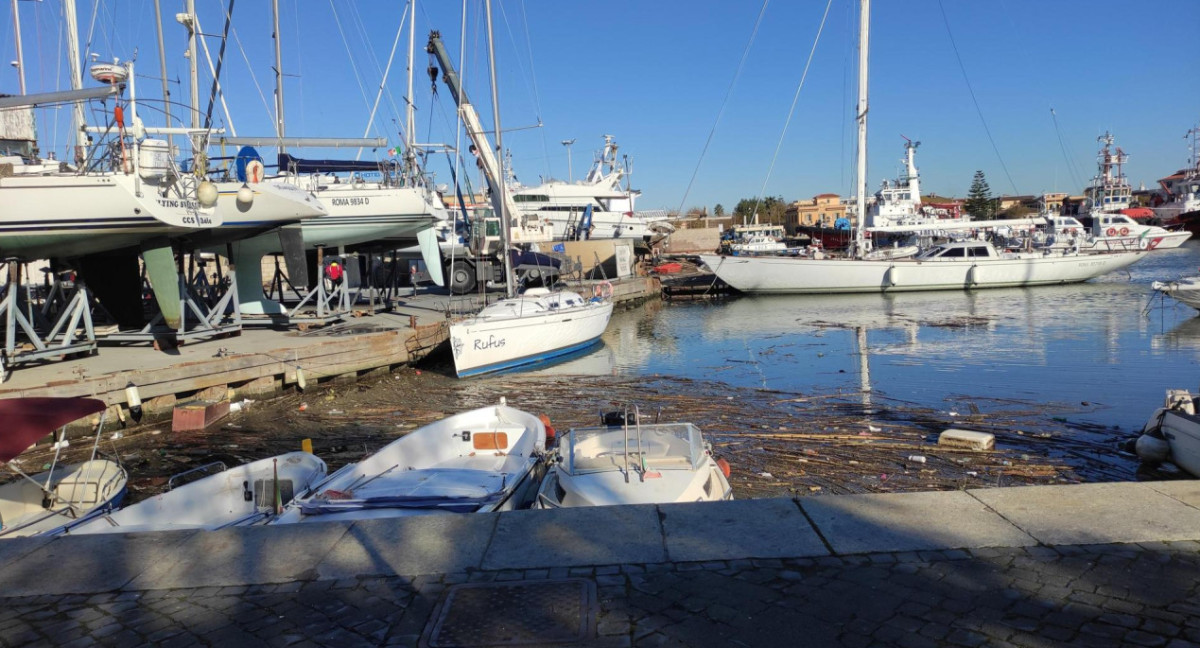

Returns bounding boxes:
[447,259,476,295]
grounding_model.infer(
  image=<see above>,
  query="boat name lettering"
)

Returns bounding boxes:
[332,197,371,207]
[1079,260,1106,267]
[157,198,203,211]
[180,214,215,226]
[474,335,506,351]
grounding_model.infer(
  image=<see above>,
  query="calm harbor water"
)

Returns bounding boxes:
[525,242,1200,436]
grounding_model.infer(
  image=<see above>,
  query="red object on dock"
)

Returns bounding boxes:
[172,400,231,432]
[654,262,683,274]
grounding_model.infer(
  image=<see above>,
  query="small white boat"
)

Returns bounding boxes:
[0,398,128,538]
[534,407,733,508]
[1153,277,1200,311]
[273,401,548,523]
[71,451,327,534]
[449,286,614,378]
[1137,389,1200,477]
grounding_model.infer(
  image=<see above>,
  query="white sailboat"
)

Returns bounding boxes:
[71,451,326,534]
[272,401,547,523]
[700,0,1147,295]
[444,1,613,378]
[534,407,733,508]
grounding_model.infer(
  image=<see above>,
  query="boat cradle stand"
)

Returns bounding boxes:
[0,259,98,382]
[100,248,242,349]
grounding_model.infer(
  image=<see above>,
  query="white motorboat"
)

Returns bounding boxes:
[701,239,1145,294]
[1136,389,1200,477]
[449,286,615,378]
[1154,124,1200,225]
[725,224,787,255]
[1078,212,1191,251]
[0,398,127,538]
[534,407,733,508]
[510,135,657,242]
[272,401,548,523]
[1152,276,1200,310]
[70,451,327,534]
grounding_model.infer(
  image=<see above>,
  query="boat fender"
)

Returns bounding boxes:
[716,457,731,478]
[538,413,556,446]
[1120,227,1129,236]
[1106,228,1117,237]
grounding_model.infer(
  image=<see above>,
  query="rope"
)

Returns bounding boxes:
[328,0,375,131]
[220,2,274,129]
[936,0,1019,196]
[748,0,833,223]
[1050,108,1086,191]
[674,0,771,217]
[357,2,410,160]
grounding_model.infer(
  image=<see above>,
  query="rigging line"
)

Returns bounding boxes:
[203,0,236,132]
[82,0,100,64]
[218,0,273,129]
[1050,108,1085,191]
[749,0,833,222]
[347,1,405,142]
[839,0,853,196]
[518,0,550,181]
[328,0,375,138]
[674,0,771,217]
[193,12,236,136]
[290,0,305,129]
[357,2,410,161]
[936,0,1019,196]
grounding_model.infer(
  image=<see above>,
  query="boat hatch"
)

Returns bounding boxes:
[252,478,295,508]
[472,432,509,451]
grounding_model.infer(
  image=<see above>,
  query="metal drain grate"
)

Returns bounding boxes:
[420,578,596,647]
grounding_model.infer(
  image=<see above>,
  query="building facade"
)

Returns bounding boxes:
[786,194,849,233]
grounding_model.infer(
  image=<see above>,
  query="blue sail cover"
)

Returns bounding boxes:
[277,152,381,174]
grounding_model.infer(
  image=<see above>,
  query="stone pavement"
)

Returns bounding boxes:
[1,481,1199,647]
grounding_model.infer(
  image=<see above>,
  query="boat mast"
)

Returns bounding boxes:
[153,0,174,151]
[187,0,199,130]
[63,0,87,165]
[405,0,416,182]
[272,0,285,154]
[854,0,870,255]
[10,0,25,94]
[484,0,517,298]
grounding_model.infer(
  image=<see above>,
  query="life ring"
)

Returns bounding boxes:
[1120,227,1129,236]
[592,281,614,300]
[1106,228,1117,237]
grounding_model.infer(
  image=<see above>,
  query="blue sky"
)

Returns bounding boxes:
[3,0,1198,212]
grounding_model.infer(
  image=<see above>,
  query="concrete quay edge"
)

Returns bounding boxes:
[1,480,1197,598]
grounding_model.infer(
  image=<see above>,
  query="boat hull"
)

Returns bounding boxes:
[70,452,327,534]
[450,297,614,378]
[698,250,1147,295]
[1159,409,1200,477]
[1154,277,1200,310]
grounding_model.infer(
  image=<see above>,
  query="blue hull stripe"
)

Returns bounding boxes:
[457,336,603,378]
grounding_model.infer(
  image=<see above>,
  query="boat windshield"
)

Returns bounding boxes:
[564,423,706,475]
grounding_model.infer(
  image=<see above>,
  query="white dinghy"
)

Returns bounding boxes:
[0,398,127,538]
[450,286,614,378]
[1152,276,1200,311]
[273,400,548,523]
[534,406,733,509]
[71,451,327,534]
[1137,389,1200,478]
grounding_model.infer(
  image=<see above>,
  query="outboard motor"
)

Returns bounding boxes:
[601,409,637,427]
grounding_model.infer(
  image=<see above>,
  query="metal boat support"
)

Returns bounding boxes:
[0,261,97,382]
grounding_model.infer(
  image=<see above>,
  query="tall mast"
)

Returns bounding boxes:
[10,0,25,94]
[272,0,285,153]
[153,0,173,151]
[484,0,516,297]
[63,0,87,164]
[187,0,199,130]
[854,0,870,255]
[405,0,416,178]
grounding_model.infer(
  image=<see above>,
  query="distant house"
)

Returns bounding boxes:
[785,193,850,233]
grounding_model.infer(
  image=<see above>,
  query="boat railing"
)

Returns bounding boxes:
[168,461,227,490]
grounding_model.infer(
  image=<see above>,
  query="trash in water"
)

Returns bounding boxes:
[907,455,927,464]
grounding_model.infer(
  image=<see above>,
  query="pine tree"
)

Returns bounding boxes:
[965,170,995,220]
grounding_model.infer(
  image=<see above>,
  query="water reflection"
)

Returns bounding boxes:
[523,243,1200,433]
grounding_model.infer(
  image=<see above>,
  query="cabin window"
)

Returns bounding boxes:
[940,247,966,257]
[485,220,501,237]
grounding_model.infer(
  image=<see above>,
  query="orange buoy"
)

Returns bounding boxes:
[114,105,125,129]
[716,457,731,478]
[538,413,556,445]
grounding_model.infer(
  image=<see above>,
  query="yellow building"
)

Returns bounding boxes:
[786,193,849,233]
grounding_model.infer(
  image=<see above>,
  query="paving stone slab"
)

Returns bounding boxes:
[801,490,1035,554]
[315,514,497,580]
[482,505,664,570]
[969,483,1200,546]
[0,530,198,597]
[660,498,829,562]
[1144,480,1200,509]
[127,521,352,590]
[0,535,54,570]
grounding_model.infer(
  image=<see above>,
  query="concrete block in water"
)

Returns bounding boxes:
[938,428,995,451]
